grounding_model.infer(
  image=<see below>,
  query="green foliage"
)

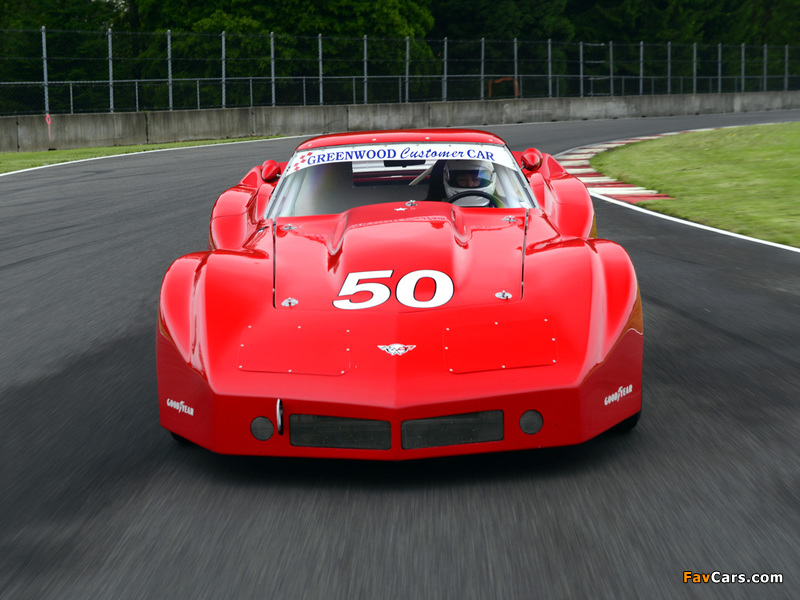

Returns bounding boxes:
[112,0,433,38]
[1,0,117,30]
[719,0,800,44]
[565,0,719,43]
[428,0,573,42]
[3,0,799,45]
[565,0,800,44]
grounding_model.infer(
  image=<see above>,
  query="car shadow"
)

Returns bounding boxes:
[173,425,641,490]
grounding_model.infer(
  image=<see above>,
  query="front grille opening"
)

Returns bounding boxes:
[401,410,504,450]
[289,414,391,450]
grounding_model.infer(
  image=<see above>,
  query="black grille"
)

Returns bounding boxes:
[401,411,504,450]
[289,414,391,450]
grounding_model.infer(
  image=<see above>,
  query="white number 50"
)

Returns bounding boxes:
[333,269,454,310]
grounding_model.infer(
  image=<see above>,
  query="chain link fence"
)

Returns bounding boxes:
[1,27,798,116]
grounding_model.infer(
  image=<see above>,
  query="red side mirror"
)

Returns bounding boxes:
[521,148,543,172]
[261,160,281,182]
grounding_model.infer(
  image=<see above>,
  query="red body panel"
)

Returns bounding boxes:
[158,129,643,460]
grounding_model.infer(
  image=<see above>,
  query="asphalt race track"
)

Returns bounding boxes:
[2,110,799,599]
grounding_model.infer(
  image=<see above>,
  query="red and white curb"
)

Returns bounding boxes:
[557,134,683,204]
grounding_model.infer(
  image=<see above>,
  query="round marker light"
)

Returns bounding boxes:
[251,417,274,441]
[520,410,543,435]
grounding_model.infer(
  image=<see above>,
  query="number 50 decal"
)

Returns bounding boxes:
[333,270,454,310]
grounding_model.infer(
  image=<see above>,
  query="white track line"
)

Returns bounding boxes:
[590,191,800,254]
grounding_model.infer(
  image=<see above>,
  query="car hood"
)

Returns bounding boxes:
[166,201,638,395]
[273,202,557,312]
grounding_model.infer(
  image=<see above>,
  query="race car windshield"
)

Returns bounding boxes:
[266,142,537,218]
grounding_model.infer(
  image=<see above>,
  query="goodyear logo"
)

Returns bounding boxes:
[604,385,633,406]
[166,398,195,416]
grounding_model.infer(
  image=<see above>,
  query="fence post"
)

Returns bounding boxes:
[548,39,552,98]
[693,43,697,94]
[41,26,49,115]
[741,43,745,92]
[271,32,276,106]
[718,43,722,93]
[443,37,448,101]
[167,30,173,110]
[514,38,519,97]
[480,38,485,100]
[318,34,323,106]
[221,31,226,109]
[609,41,614,96]
[579,42,584,97]
[405,36,410,102]
[763,44,767,91]
[108,29,114,113]
[786,45,789,92]
[197,79,200,110]
[639,41,643,95]
[667,41,671,94]
[363,35,368,104]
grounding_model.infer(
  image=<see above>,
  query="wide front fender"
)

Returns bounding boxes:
[522,237,641,378]
[591,239,643,358]
[158,248,274,376]
[158,252,209,367]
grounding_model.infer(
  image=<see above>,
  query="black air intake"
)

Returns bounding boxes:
[289,414,391,450]
[401,411,503,450]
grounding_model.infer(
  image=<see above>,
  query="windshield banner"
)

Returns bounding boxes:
[286,143,517,173]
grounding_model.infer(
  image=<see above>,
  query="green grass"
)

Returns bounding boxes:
[0,136,279,175]
[590,122,800,248]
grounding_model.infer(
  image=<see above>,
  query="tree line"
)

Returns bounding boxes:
[1,0,797,45]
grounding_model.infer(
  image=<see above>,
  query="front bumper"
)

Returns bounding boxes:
[157,329,642,460]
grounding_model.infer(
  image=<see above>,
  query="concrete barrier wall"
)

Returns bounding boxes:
[344,103,432,132]
[0,116,17,153]
[146,108,253,144]
[10,113,148,152]
[2,90,799,153]
[253,105,349,137]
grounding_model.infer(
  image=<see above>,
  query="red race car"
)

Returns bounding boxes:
[157,129,642,459]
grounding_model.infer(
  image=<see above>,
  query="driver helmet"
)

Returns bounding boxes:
[443,159,496,199]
